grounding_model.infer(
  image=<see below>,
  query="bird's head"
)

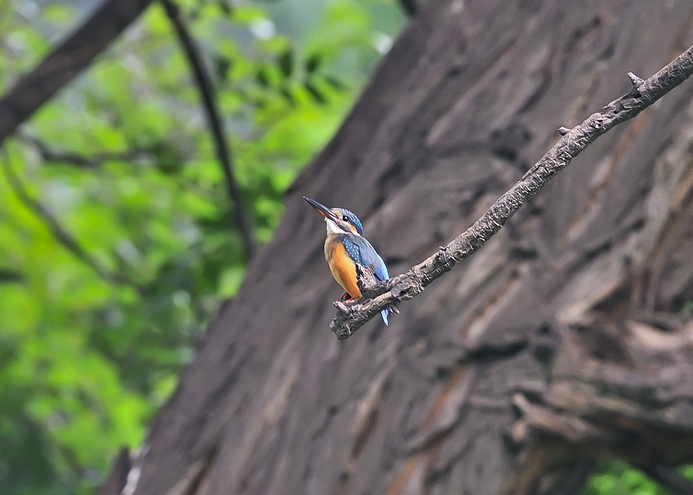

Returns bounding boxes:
[303,197,364,235]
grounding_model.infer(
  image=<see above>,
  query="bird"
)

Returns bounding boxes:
[304,196,391,325]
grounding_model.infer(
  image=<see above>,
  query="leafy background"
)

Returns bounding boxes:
[0,0,686,494]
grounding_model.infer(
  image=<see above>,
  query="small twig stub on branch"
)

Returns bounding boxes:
[329,43,693,339]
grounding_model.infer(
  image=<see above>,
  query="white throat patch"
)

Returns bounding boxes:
[325,218,363,237]
[325,218,343,235]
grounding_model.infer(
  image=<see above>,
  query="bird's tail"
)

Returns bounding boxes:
[380,308,389,326]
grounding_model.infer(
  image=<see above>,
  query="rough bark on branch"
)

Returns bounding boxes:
[332,42,693,339]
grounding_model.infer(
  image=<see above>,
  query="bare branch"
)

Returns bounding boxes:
[1,151,136,288]
[398,0,418,17]
[99,448,131,495]
[0,0,153,146]
[330,43,693,339]
[159,0,256,260]
[19,133,148,168]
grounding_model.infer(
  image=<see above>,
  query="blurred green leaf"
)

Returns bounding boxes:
[584,461,668,495]
[305,54,321,73]
[255,66,270,87]
[217,0,233,17]
[0,268,22,283]
[215,55,232,82]
[277,48,293,78]
[304,81,327,105]
[279,85,296,107]
[324,74,348,91]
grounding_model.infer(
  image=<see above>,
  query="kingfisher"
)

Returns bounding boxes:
[304,196,391,325]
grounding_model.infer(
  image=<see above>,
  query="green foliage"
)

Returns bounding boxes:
[0,0,404,493]
[584,461,668,495]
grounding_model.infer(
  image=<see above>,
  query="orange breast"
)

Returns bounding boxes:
[325,237,361,298]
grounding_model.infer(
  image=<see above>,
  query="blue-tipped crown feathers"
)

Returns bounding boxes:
[331,208,364,235]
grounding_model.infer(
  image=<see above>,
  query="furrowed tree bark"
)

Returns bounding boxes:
[112,1,693,494]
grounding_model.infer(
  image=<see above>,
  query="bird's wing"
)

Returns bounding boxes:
[343,235,389,281]
[343,235,392,325]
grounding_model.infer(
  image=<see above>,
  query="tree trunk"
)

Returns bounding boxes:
[122,0,693,494]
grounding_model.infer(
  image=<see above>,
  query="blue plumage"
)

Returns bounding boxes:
[341,235,390,325]
[303,196,392,326]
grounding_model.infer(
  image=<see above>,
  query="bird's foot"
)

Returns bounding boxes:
[340,291,356,302]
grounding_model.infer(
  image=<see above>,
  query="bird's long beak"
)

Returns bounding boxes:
[304,196,339,221]
[303,196,350,233]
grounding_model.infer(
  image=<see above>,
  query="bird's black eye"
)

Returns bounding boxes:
[342,215,349,222]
